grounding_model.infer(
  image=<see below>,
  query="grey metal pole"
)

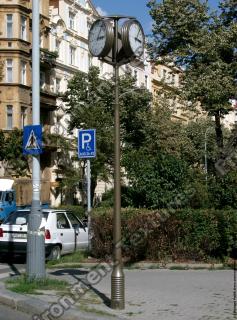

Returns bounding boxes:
[26,0,45,279]
[87,159,91,251]
[111,18,125,310]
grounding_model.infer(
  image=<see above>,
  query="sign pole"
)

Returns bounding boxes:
[87,159,91,251]
[78,129,96,252]
[26,0,45,279]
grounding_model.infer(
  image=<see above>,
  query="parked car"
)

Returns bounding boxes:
[0,209,88,260]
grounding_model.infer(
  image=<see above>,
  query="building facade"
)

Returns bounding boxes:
[0,0,57,184]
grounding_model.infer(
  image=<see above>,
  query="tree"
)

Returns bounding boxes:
[0,129,29,176]
[63,66,152,200]
[147,0,237,149]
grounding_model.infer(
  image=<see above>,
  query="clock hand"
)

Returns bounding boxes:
[97,27,103,41]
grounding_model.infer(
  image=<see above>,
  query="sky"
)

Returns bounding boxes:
[92,0,220,35]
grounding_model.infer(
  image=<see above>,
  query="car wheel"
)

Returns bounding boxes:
[49,245,61,261]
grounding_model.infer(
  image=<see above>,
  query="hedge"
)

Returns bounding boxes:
[91,208,237,262]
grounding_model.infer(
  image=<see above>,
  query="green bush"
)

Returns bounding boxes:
[91,207,237,262]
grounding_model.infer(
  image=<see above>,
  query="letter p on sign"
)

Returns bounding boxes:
[78,129,96,159]
[82,133,92,149]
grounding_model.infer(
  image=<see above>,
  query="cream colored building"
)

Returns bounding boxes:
[47,0,152,205]
[151,63,193,122]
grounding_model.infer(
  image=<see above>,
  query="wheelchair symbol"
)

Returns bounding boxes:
[86,143,91,151]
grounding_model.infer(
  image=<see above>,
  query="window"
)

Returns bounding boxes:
[21,61,27,85]
[69,12,75,30]
[40,71,45,89]
[55,39,61,57]
[171,74,175,85]
[66,213,79,228]
[5,192,14,203]
[6,105,13,130]
[162,69,167,79]
[55,78,61,93]
[20,16,27,40]
[6,14,13,38]
[69,46,76,65]
[134,70,138,79]
[21,107,27,128]
[4,211,48,225]
[145,75,148,88]
[6,59,13,82]
[57,213,70,229]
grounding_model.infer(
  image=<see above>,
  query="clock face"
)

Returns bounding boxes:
[88,20,113,57]
[121,20,145,58]
[129,22,144,56]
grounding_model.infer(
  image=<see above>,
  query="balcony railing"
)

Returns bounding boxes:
[40,48,58,68]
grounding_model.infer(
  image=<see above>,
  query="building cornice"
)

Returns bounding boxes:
[0,4,31,14]
[55,61,85,74]
[0,83,31,89]
[65,0,99,17]
[0,48,30,57]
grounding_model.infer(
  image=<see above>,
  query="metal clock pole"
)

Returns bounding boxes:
[88,15,144,310]
[111,16,125,310]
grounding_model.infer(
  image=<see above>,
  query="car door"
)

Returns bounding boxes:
[56,212,74,253]
[65,212,88,250]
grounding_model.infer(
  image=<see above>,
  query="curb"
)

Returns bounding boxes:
[0,282,122,320]
[48,262,226,270]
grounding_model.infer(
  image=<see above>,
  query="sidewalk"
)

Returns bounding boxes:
[0,263,234,320]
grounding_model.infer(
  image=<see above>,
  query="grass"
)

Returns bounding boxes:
[47,250,88,267]
[6,275,69,294]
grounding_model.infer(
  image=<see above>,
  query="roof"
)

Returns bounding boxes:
[0,179,14,191]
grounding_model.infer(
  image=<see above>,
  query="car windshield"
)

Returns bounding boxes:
[3,211,48,225]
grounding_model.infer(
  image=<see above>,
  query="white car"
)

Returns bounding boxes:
[0,209,88,260]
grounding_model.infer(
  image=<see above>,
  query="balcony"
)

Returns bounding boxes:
[40,88,57,108]
[40,48,58,69]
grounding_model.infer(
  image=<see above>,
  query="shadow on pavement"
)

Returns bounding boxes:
[0,254,25,277]
[49,268,111,307]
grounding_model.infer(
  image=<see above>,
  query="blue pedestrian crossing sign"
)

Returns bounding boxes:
[23,125,43,155]
[78,129,96,159]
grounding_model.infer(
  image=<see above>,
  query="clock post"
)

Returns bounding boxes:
[111,16,124,310]
[88,15,145,310]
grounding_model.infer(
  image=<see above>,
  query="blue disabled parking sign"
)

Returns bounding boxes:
[78,129,96,159]
[23,125,43,155]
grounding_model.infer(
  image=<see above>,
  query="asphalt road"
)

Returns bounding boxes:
[0,304,31,320]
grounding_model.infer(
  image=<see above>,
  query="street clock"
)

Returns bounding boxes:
[121,19,145,58]
[88,19,113,57]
